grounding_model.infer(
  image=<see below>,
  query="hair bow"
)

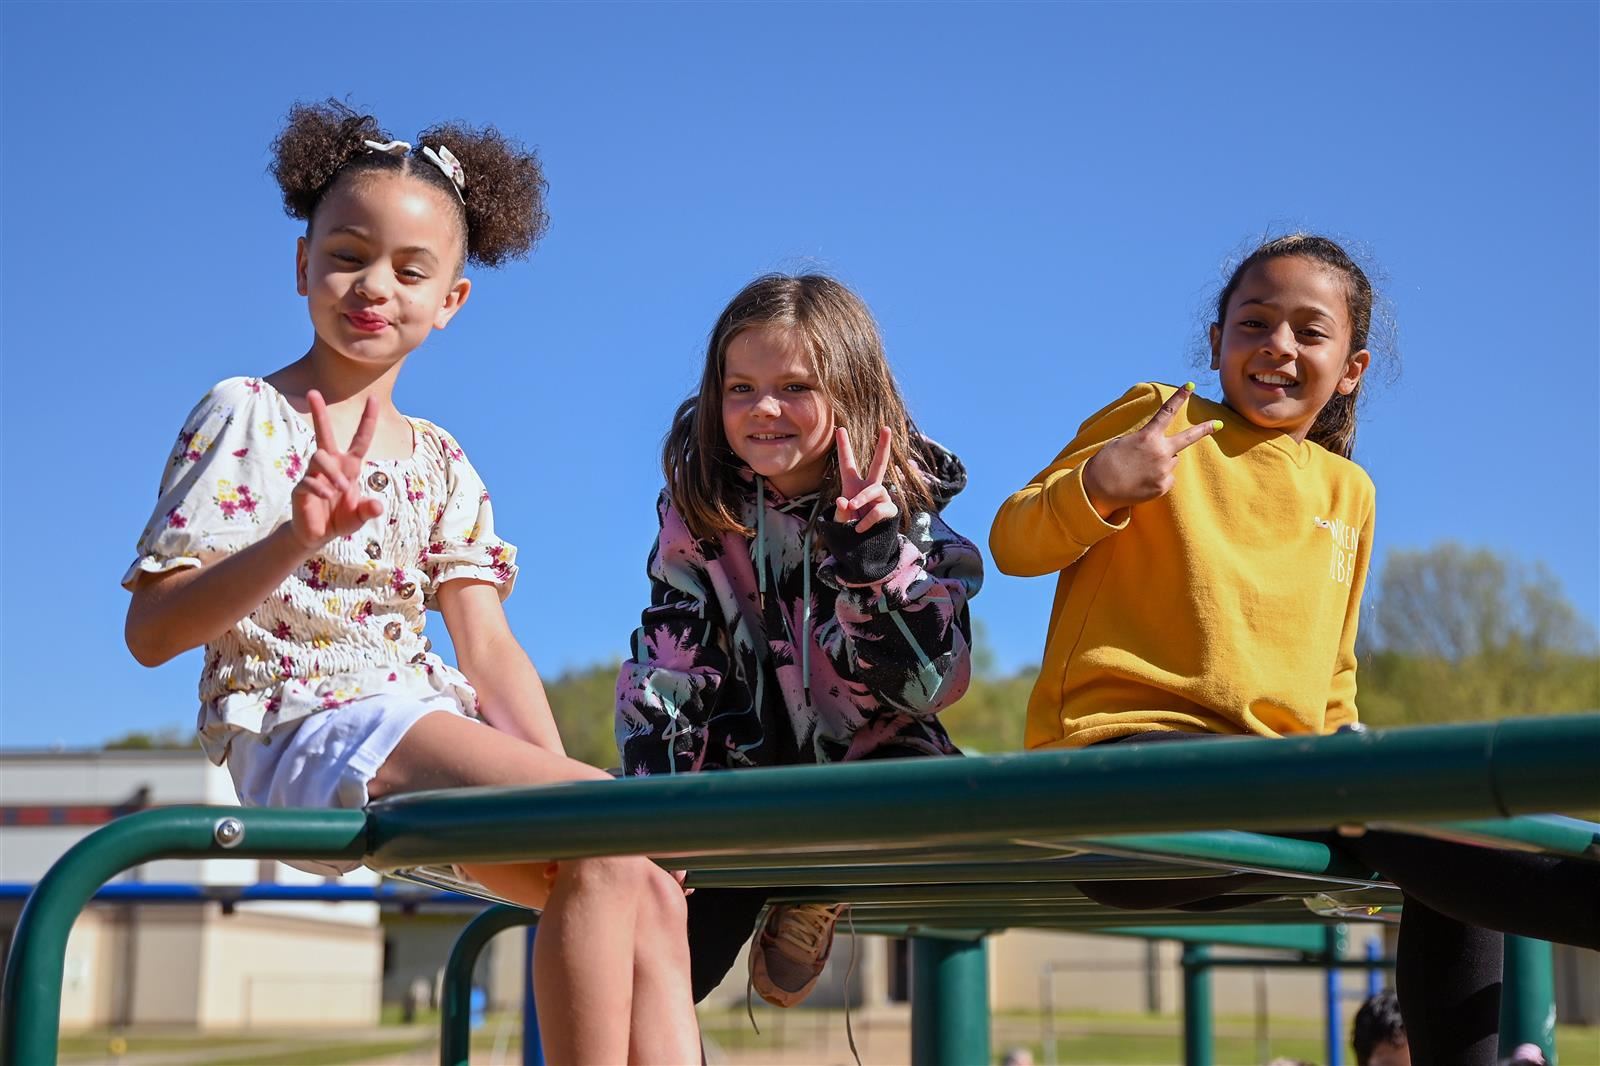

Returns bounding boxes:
[421,145,467,203]
[361,139,467,203]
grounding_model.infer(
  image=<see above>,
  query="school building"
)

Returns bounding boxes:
[2,748,1594,1032]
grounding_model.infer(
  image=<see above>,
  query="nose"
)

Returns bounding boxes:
[354,266,393,302]
[1262,322,1295,356]
[752,392,782,417]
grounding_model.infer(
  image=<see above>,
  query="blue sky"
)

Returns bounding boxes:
[1,2,1595,749]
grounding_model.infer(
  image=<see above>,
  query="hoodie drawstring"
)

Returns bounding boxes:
[752,477,822,709]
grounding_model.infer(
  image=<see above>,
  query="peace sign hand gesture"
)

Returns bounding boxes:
[1081,384,1222,521]
[289,390,387,552]
[834,425,900,533]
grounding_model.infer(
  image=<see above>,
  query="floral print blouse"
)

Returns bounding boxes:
[124,377,518,764]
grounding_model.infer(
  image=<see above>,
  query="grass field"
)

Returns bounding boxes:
[53,1008,1600,1065]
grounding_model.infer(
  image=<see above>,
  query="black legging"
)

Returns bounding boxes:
[684,742,947,1003]
[1076,731,1600,1066]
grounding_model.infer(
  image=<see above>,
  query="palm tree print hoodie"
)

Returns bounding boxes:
[616,437,983,775]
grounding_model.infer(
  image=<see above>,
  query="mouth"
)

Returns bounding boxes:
[1250,371,1297,389]
[746,432,796,444]
[344,311,391,333]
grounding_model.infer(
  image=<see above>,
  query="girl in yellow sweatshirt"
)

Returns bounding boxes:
[992,234,1598,1066]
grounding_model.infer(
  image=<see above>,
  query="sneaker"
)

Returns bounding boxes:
[749,902,846,1007]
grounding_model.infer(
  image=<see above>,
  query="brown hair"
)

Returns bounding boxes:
[1212,234,1375,458]
[663,274,934,541]
[269,99,548,272]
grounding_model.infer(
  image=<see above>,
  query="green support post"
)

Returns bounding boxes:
[0,807,367,1066]
[440,905,539,1066]
[1182,944,1214,1066]
[1500,935,1557,1064]
[910,935,990,1065]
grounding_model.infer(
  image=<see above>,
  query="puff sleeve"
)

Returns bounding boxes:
[122,378,304,590]
[419,429,518,607]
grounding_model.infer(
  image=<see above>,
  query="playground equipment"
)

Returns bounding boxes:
[5,714,1598,1065]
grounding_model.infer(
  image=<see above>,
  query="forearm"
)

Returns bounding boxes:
[459,632,566,755]
[990,463,1119,576]
[125,524,311,667]
[822,527,981,717]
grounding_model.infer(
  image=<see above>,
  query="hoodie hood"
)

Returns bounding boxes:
[910,431,967,513]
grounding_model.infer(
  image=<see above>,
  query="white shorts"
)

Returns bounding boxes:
[226,693,471,875]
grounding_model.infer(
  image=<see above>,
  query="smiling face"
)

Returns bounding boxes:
[296,171,470,370]
[1209,255,1370,441]
[721,324,835,497]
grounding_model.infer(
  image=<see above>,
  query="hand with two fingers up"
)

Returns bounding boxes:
[1082,383,1223,521]
[833,425,899,533]
[290,390,387,553]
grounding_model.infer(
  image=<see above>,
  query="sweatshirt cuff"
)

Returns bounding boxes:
[1052,463,1130,548]
[819,517,904,585]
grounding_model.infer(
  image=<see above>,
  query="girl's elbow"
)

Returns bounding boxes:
[124,605,182,667]
[125,626,174,668]
[988,541,1049,578]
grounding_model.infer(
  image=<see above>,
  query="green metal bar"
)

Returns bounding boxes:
[677,840,1068,869]
[1383,815,1600,859]
[1098,923,1340,952]
[1499,935,1558,1064]
[440,905,538,1066]
[1,806,367,1066]
[1073,830,1378,883]
[910,935,990,1066]
[1182,944,1213,1066]
[688,855,1227,888]
[763,876,1363,906]
[367,716,1600,869]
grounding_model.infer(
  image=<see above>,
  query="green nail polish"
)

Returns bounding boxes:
[1184,381,1196,391]
[1212,420,1224,431]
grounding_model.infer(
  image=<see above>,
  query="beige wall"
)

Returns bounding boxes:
[196,909,381,1029]
[31,904,381,1031]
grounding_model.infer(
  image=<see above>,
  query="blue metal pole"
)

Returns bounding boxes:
[1323,925,1344,1066]
[1365,938,1381,999]
[521,923,543,1066]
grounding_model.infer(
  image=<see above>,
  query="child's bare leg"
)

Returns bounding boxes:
[535,856,642,1063]
[368,713,696,1061]
[368,711,611,905]
[627,867,699,1064]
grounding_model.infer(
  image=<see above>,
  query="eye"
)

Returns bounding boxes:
[727,383,751,394]
[330,251,361,264]
[783,382,813,393]
[400,269,429,281]
[1298,328,1328,340]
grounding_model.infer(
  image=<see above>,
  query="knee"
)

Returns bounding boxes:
[643,866,689,929]
[561,854,653,897]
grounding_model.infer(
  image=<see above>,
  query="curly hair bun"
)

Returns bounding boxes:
[417,121,548,268]
[269,100,549,270]
[270,100,387,222]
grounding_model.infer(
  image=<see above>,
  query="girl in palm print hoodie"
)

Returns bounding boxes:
[616,274,982,1006]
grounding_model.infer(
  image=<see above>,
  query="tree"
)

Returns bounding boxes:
[543,660,627,770]
[1359,544,1599,726]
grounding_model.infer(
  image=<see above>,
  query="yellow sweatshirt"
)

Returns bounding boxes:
[991,383,1376,749]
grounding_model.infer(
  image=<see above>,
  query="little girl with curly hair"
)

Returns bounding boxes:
[123,100,697,1063]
